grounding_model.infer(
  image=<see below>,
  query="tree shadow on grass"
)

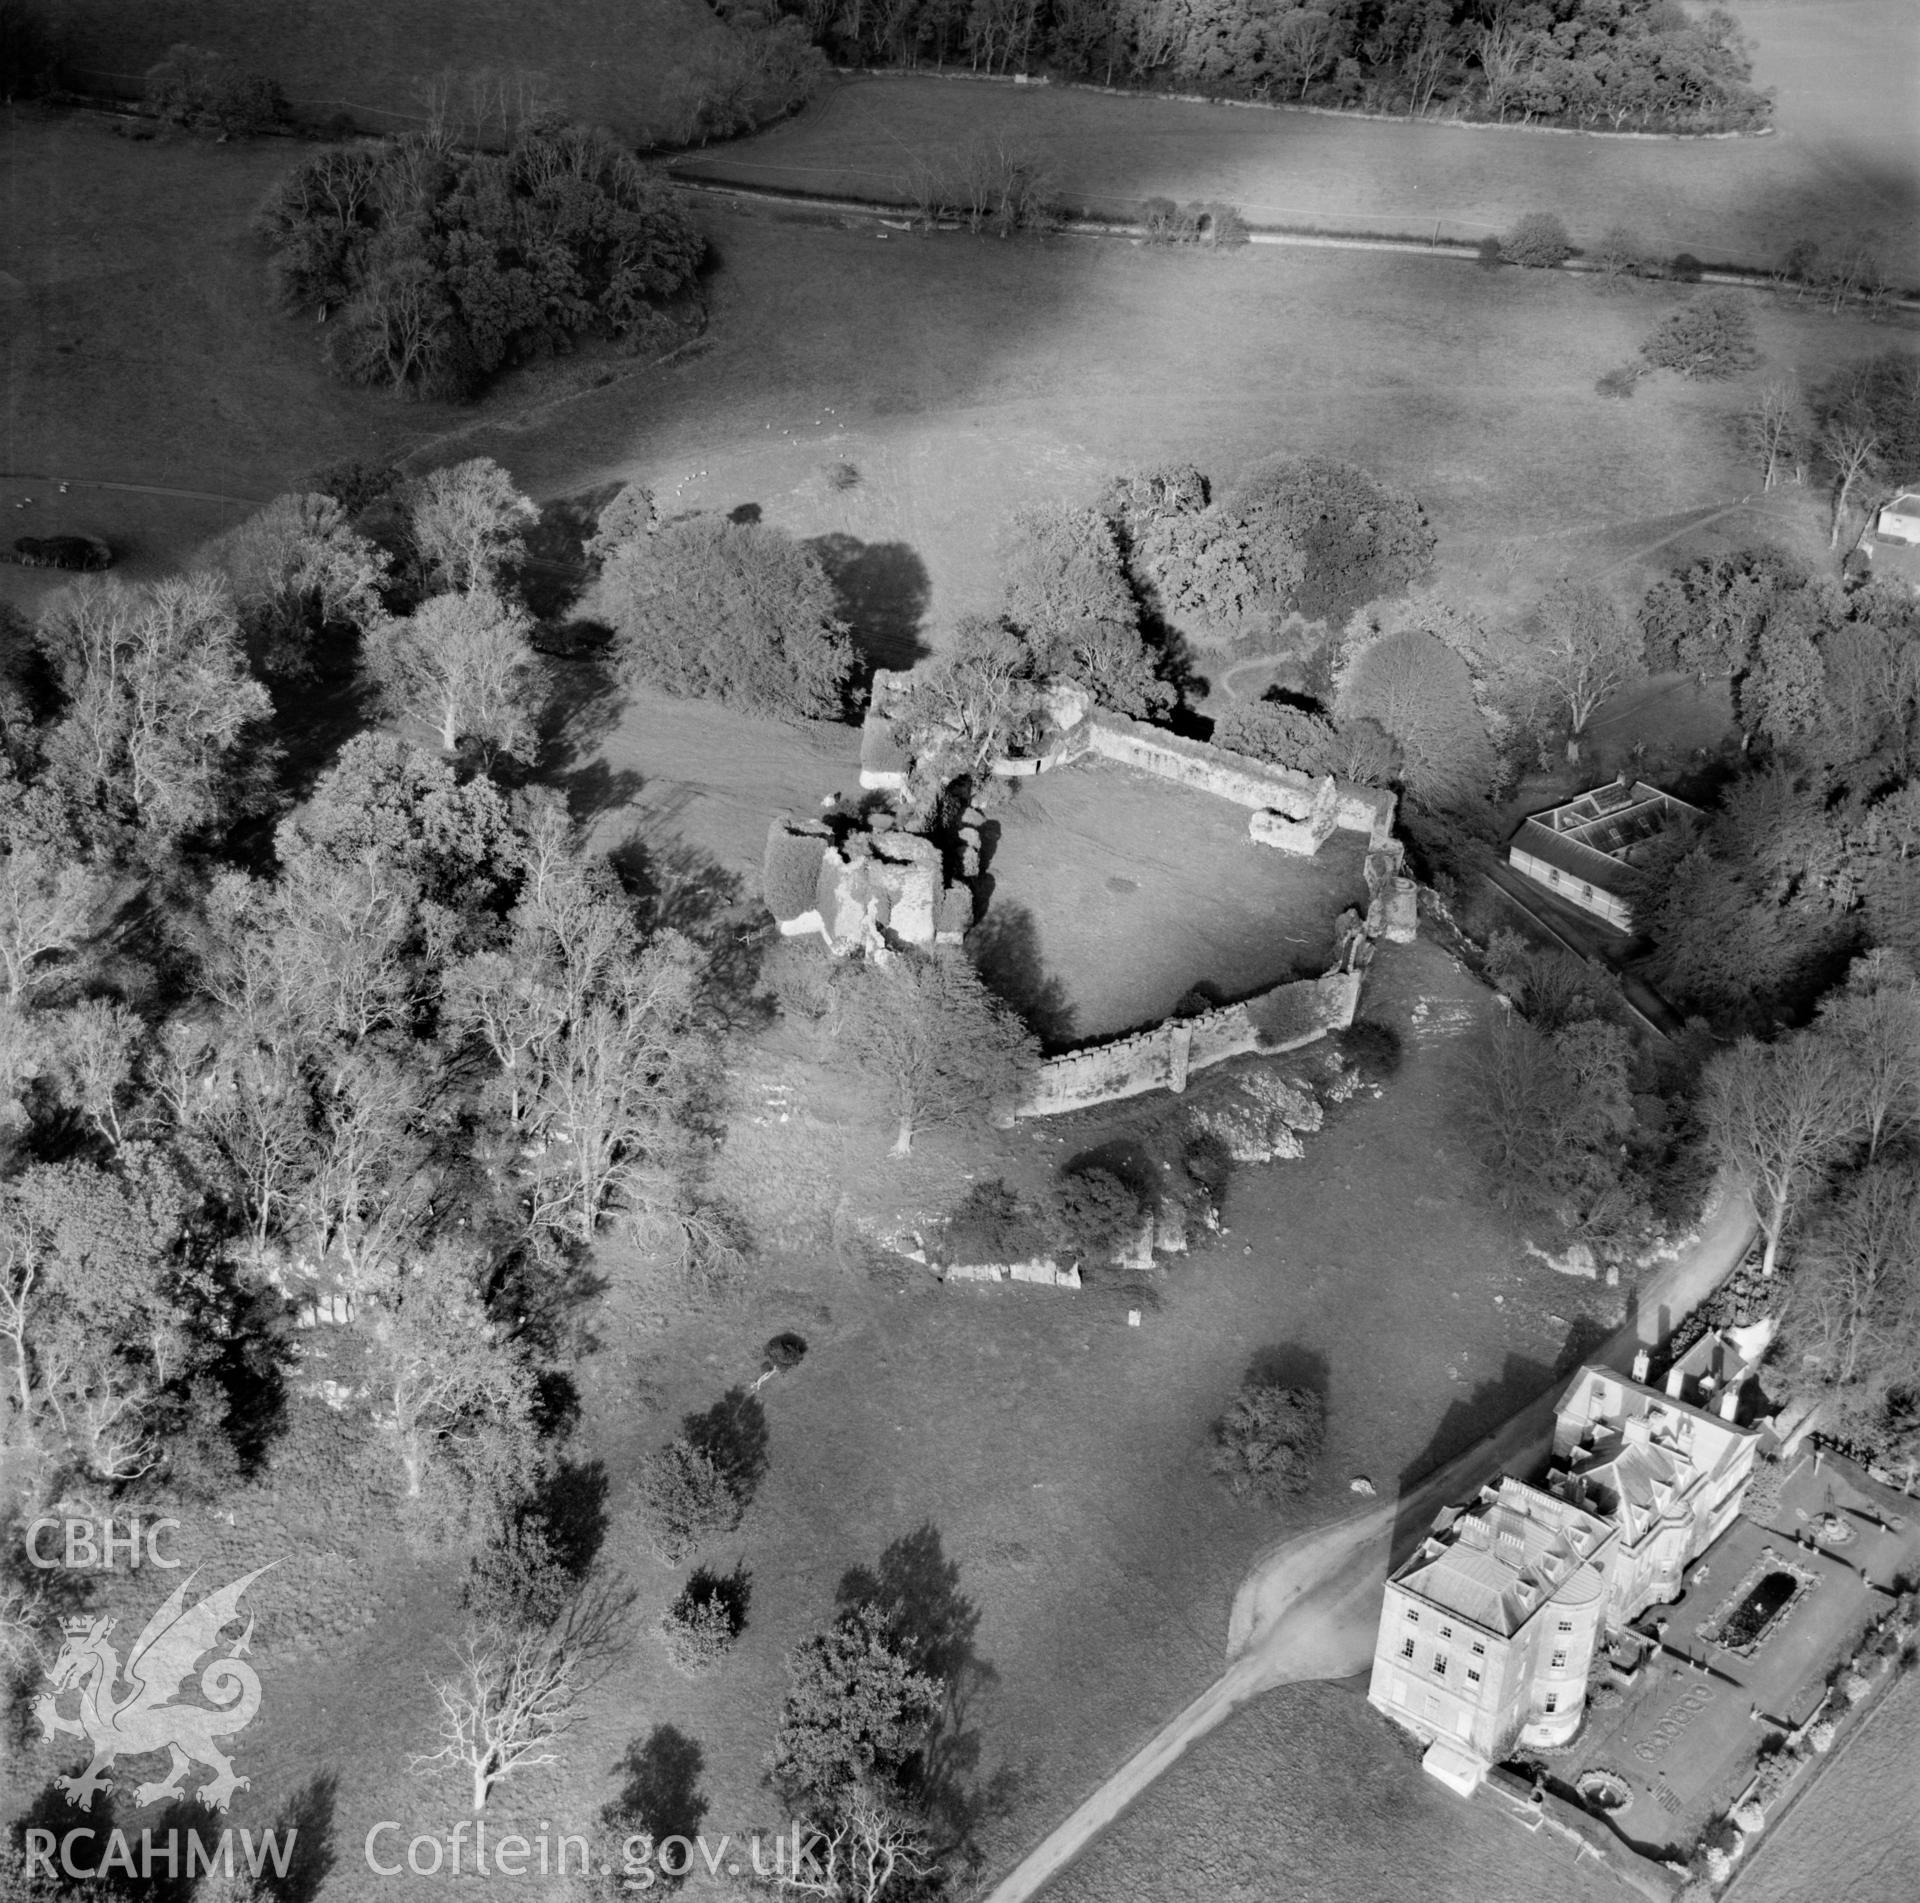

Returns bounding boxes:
[519,484,622,619]
[7,1776,332,1903]
[966,903,1076,1048]
[804,533,932,672]
[607,827,773,1024]
[834,1524,1024,1867]
[535,641,638,821]
[1384,1319,1621,1574]
[517,1455,611,1582]
[605,1725,709,1850]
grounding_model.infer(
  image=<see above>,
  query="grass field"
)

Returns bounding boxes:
[979,760,1369,1040]
[672,0,1920,268]
[467,209,1907,650]
[1044,1681,1633,1903]
[4,935,1627,1899]
[48,0,728,146]
[561,930,1630,1893]
[1732,1668,1920,1903]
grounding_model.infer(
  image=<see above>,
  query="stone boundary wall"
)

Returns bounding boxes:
[996,710,1397,851]
[1012,964,1366,1119]
[1081,713,1398,848]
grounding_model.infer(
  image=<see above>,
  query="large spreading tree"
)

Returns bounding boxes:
[596,516,856,720]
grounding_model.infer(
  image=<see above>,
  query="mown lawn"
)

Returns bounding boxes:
[672,0,1920,266]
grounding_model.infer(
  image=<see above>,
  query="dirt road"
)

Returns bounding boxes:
[981,1180,1757,1903]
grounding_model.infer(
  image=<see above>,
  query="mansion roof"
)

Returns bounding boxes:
[1393,1477,1613,1637]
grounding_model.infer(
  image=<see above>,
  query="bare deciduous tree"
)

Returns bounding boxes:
[1819,407,1883,549]
[1784,1164,1920,1389]
[1701,1034,1857,1277]
[407,459,539,595]
[1815,960,1920,1162]
[776,1785,933,1903]
[831,951,1038,1158]
[37,575,271,845]
[1527,580,1646,757]
[0,848,106,1003]
[1742,379,1801,492]
[414,1624,580,1812]
[43,998,142,1150]
[365,590,541,761]
[368,1247,537,1498]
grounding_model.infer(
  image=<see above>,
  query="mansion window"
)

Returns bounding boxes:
[1433,1654,1449,1678]
[1470,1641,1486,1657]
[1466,1669,1482,1687]
[1551,1651,1567,1670]
[1544,1692,1560,1714]
[1557,1619,1574,1633]
[1406,1608,1420,1623]
[1401,1637,1416,1661]
[1440,1624,1454,1640]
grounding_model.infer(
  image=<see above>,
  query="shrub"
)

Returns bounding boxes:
[1209,1357,1326,1501]
[1502,213,1571,269]
[306,458,401,517]
[762,1331,809,1372]
[1140,198,1248,247]
[1052,1166,1146,1266]
[639,1438,741,1562]
[1587,225,1647,286]
[1188,201,1249,246]
[1596,365,1642,399]
[1669,252,1705,282]
[683,1387,770,1501]
[1641,294,1757,380]
[1476,234,1506,270]
[1335,1019,1402,1081]
[144,44,285,136]
[825,460,860,492]
[942,1177,1054,1265]
[1141,196,1182,243]
[661,1563,751,1674]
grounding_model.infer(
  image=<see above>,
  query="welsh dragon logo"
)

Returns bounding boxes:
[35,1566,273,1812]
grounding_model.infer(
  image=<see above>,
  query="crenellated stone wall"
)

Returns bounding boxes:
[1010,962,1368,1119]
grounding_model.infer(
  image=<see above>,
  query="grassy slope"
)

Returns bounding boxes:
[1731,1668,1920,1903]
[1046,1683,1633,1903]
[671,0,1920,266]
[547,930,1633,1896]
[467,210,1903,662]
[51,0,729,144]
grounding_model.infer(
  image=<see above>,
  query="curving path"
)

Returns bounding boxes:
[982,1181,1758,1903]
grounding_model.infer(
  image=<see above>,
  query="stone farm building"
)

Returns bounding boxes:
[1368,1330,1767,1794]
[1507,779,1700,932]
